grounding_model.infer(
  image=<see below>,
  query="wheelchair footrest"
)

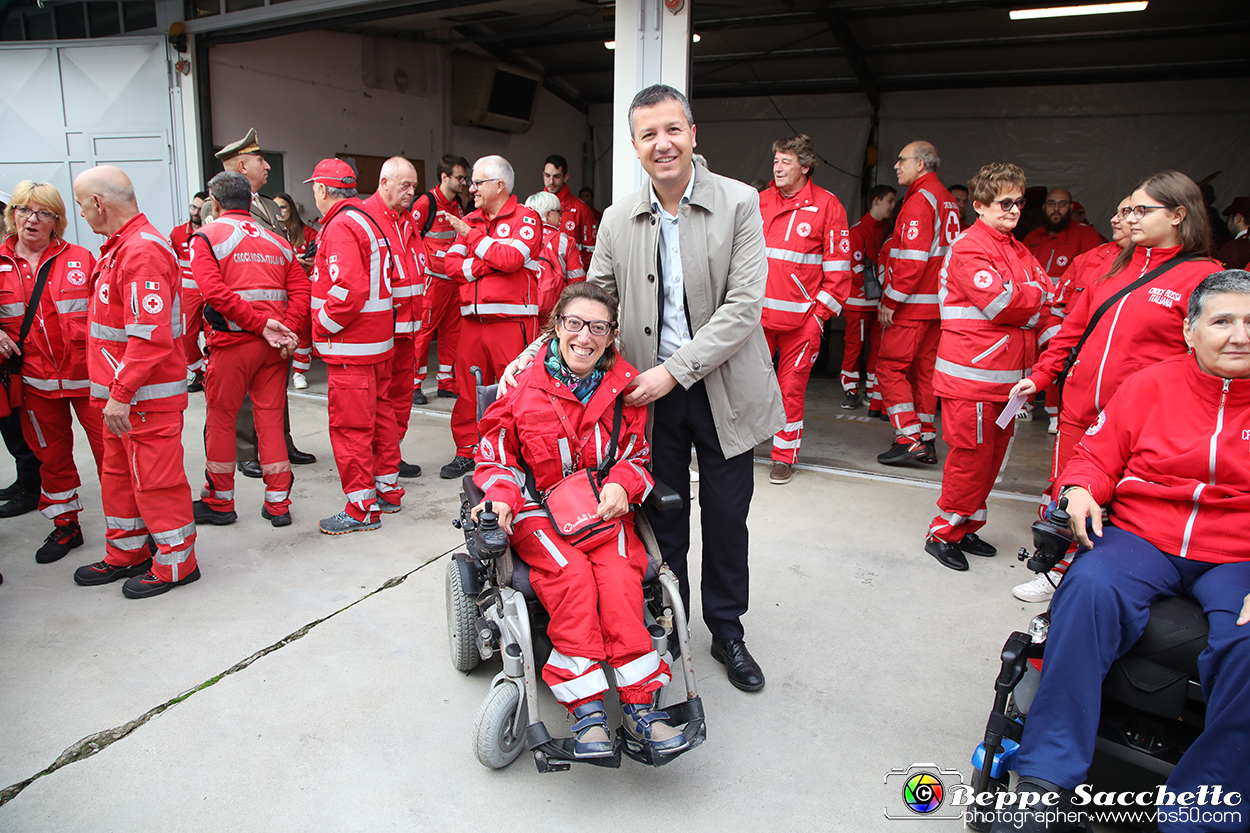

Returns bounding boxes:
[619,697,706,768]
[525,721,623,772]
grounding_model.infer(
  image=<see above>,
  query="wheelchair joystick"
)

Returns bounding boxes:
[473,501,509,560]
[1019,496,1073,574]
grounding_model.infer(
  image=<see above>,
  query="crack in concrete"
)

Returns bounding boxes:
[0,549,453,807]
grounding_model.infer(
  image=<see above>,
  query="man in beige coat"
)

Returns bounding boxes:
[505,84,783,691]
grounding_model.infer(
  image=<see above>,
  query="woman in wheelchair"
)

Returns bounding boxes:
[469,282,689,760]
[994,270,1250,833]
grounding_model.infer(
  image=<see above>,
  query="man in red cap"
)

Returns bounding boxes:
[1217,196,1250,268]
[305,159,402,534]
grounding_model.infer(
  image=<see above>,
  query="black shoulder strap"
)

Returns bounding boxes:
[1057,253,1197,388]
[514,391,625,503]
[18,257,56,348]
[420,191,438,236]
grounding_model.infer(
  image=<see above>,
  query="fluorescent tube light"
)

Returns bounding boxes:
[1010,2,1147,20]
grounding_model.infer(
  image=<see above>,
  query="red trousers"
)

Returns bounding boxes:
[451,316,537,456]
[292,315,312,373]
[877,317,939,441]
[412,277,460,392]
[181,287,205,374]
[99,408,197,582]
[929,398,1015,543]
[201,339,293,516]
[388,334,417,445]
[513,516,670,709]
[21,391,104,523]
[764,317,823,464]
[327,360,403,521]
[840,308,881,399]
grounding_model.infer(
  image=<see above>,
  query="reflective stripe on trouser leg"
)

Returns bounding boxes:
[388,334,417,446]
[201,465,236,511]
[21,392,99,522]
[765,321,820,465]
[841,308,876,392]
[612,650,673,705]
[451,317,535,455]
[929,398,1013,543]
[876,318,938,439]
[543,649,609,709]
[430,277,462,391]
[327,362,385,522]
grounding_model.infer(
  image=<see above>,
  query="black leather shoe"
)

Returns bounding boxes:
[398,460,422,478]
[261,507,292,527]
[238,460,263,479]
[925,537,969,571]
[0,479,30,500]
[193,500,237,526]
[437,389,457,399]
[412,389,428,405]
[710,637,765,692]
[0,489,39,517]
[288,448,317,465]
[867,408,885,420]
[440,455,475,479]
[877,438,928,466]
[959,532,997,557]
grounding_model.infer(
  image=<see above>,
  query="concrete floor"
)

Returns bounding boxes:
[0,356,1064,833]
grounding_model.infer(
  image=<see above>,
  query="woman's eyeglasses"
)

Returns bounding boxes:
[995,197,1027,212]
[1118,205,1174,220]
[14,206,57,222]
[559,315,616,336]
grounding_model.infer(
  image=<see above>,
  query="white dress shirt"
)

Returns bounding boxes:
[651,166,697,363]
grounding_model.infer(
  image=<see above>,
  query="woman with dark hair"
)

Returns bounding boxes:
[273,192,316,389]
[470,282,689,760]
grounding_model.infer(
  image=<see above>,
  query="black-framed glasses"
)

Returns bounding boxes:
[1119,205,1174,219]
[1044,199,1071,209]
[896,155,918,165]
[995,197,1027,212]
[558,315,616,336]
[469,178,500,189]
[14,206,57,222]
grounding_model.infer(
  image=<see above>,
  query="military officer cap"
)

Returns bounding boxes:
[216,128,263,161]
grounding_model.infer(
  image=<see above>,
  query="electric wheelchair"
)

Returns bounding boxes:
[966,499,1210,831]
[444,383,707,772]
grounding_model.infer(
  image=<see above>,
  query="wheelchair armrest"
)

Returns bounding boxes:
[463,473,485,505]
[644,478,682,513]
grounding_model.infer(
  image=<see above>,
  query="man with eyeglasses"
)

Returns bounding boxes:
[169,191,208,392]
[440,155,543,480]
[410,154,470,405]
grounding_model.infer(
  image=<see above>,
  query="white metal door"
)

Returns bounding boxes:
[0,36,186,248]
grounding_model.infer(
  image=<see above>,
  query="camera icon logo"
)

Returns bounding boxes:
[884,763,965,821]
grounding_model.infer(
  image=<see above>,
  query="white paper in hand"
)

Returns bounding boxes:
[996,392,1028,429]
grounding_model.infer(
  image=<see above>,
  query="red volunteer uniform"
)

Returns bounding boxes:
[552,185,597,260]
[169,221,205,377]
[878,172,960,442]
[536,223,586,322]
[0,237,104,523]
[190,211,310,518]
[443,195,543,457]
[841,213,886,397]
[362,192,426,446]
[867,232,895,411]
[1023,222,1104,281]
[291,224,318,374]
[87,214,197,582]
[411,188,464,394]
[473,345,669,709]
[1026,245,1221,485]
[928,220,1050,544]
[311,198,403,521]
[759,179,851,464]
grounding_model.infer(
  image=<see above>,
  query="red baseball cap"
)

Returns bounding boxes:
[304,159,357,188]
[1071,201,1085,212]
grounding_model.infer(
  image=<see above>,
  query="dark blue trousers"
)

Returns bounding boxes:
[1017,526,1250,832]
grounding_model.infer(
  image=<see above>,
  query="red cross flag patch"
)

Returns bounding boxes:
[142,293,164,314]
[239,220,261,238]
[479,436,494,461]
[67,269,86,286]
[973,270,996,289]
[519,225,534,240]
[565,219,576,232]
[797,222,811,237]
[496,223,511,238]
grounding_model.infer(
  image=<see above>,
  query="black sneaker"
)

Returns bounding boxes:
[193,500,237,526]
[437,389,458,399]
[918,439,939,465]
[867,408,885,420]
[840,389,859,410]
[261,507,292,527]
[439,455,475,479]
[398,460,422,478]
[187,373,204,393]
[412,389,428,405]
[74,557,153,586]
[877,438,928,466]
[36,521,84,564]
[122,566,202,599]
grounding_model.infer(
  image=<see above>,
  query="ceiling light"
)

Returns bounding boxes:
[605,40,615,49]
[1010,2,1147,20]
[692,33,701,42]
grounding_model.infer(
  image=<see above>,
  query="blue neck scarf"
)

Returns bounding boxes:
[545,339,605,403]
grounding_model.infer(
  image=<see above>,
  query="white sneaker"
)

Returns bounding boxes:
[1013,571,1061,603]
[292,372,308,390]
[1014,402,1034,422]
[1047,416,1059,434]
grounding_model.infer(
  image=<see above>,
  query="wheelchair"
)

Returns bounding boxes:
[444,382,707,772]
[966,499,1209,831]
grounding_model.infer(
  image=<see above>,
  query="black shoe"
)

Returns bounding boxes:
[710,637,765,692]
[877,438,928,466]
[261,507,292,527]
[437,389,457,399]
[193,500,237,526]
[238,460,263,479]
[122,566,201,599]
[840,389,859,410]
[0,489,39,518]
[398,460,422,478]
[288,448,317,465]
[918,439,938,465]
[74,557,153,586]
[412,389,428,405]
[925,537,969,571]
[36,522,83,564]
[0,479,31,500]
[867,408,885,420]
[439,455,475,479]
[959,532,997,557]
[986,778,1076,833]
[187,373,204,393]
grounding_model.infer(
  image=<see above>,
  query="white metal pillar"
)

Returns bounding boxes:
[611,0,691,201]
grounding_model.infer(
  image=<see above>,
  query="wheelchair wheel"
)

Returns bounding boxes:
[446,557,479,673]
[473,682,527,769]
[965,766,1009,832]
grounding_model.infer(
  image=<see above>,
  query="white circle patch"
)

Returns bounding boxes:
[496,223,511,238]
[142,293,164,314]
[240,220,262,238]
[1086,410,1106,436]
[67,269,86,286]
[1057,255,1069,267]
[98,282,110,304]
[519,226,534,241]
[839,239,851,253]
[906,226,919,241]
[973,270,996,289]
[565,219,576,232]
[329,263,340,280]
[853,251,863,262]
[479,437,494,461]
[797,222,812,237]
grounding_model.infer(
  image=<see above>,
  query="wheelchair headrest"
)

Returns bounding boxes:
[476,384,500,421]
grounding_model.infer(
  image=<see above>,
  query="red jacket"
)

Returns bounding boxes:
[87,213,186,410]
[444,195,543,322]
[473,342,652,532]
[553,186,597,259]
[189,211,310,350]
[845,213,885,310]
[169,221,198,295]
[759,179,851,330]
[0,236,95,397]
[536,224,586,319]
[361,192,426,337]
[935,220,1052,400]
[1061,355,1250,564]
[884,172,960,321]
[412,187,465,282]
[1028,245,1222,428]
[310,198,395,365]
[1023,222,1104,280]
[1051,240,1121,319]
